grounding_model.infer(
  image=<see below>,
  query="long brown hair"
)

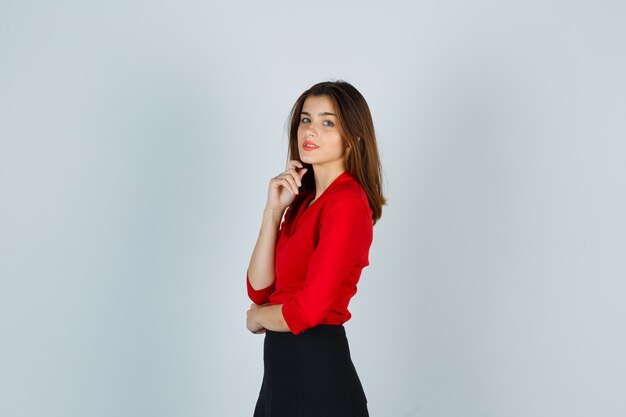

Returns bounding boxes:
[286,80,386,225]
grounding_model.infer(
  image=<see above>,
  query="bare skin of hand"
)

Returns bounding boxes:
[266,160,308,213]
[246,303,271,334]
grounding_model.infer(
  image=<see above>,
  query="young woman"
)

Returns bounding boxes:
[245,80,386,417]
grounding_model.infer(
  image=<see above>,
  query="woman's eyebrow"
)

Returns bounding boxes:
[301,111,337,116]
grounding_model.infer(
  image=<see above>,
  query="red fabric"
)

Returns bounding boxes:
[246,171,373,335]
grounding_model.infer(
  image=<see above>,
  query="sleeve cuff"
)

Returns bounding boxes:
[246,273,275,305]
[281,300,310,335]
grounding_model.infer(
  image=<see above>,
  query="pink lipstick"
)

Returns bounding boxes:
[303,141,319,151]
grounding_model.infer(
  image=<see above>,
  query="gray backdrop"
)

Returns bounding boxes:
[1,1,625,416]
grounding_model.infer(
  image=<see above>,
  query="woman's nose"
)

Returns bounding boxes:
[305,126,317,137]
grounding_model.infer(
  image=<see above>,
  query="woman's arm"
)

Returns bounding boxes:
[247,207,283,291]
[246,160,307,295]
[247,303,290,333]
[248,197,373,335]
[281,198,373,334]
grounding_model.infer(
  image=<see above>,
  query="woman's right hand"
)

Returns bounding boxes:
[266,160,308,212]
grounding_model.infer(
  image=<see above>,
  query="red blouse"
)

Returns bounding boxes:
[246,171,374,335]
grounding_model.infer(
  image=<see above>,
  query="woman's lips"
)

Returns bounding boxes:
[303,141,319,151]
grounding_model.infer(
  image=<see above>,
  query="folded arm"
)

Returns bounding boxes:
[281,198,372,335]
[247,303,290,333]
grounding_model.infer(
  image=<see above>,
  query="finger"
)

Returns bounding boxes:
[297,167,308,180]
[284,167,302,187]
[288,159,304,169]
[269,176,292,194]
[271,174,299,195]
[279,175,299,195]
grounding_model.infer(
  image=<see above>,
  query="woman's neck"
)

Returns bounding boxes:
[312,165,346,200]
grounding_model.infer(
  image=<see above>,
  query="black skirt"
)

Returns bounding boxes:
[253,324,370,417]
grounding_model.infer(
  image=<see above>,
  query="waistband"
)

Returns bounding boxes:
[267,324,346,337]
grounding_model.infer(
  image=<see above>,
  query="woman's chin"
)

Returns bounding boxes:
[299,155,315,165]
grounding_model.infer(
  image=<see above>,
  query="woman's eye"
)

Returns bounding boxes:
[300,118,333,126]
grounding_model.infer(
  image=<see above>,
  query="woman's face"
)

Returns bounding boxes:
[297,95,348,172]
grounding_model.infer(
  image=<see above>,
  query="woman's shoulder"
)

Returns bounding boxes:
[331,172,367,199]
[325,175,372,218]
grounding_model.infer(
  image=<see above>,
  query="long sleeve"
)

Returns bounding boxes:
[247,273,275,305]
[281,198,372,335]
